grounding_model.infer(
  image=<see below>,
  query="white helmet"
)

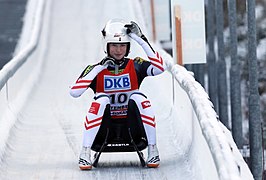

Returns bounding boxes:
[101,19,131,56]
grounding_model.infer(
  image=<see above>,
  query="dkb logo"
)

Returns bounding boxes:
[104,74,131,92]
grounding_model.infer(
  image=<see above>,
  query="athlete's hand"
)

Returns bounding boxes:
[99,56,116,66]
[125,21,143,37]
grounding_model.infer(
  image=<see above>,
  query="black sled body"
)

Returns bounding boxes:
[91,100,148,167]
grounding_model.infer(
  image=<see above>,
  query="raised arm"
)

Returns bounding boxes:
[125,21,165,76]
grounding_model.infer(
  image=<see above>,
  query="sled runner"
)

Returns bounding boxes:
[91,101,148,167]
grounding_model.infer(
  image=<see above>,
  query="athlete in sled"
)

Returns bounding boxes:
[70,19,166,170]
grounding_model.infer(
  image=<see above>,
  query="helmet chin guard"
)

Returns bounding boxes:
[102,19,131,57]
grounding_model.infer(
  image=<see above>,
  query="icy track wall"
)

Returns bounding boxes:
[0,0,46,159]
[0,0,253,179]
[158,50,253,180]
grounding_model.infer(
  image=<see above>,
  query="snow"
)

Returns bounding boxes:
[0,0,254,179]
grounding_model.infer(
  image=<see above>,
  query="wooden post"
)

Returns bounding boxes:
[150,0,156,42]
[175,5,183,65]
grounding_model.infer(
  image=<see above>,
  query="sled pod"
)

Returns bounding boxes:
[91,100,148,152]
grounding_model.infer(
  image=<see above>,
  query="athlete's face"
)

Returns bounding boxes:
[108,43,128,60]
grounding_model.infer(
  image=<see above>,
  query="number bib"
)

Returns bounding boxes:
[96,60,139,118]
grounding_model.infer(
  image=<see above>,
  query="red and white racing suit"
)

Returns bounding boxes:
[70,34,165,148]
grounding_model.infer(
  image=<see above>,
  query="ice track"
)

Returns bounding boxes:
[0,0,228,179]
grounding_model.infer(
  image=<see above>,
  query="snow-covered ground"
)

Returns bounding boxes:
[0,0,253,179]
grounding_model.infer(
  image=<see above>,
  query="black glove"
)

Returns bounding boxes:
[124,21,143,37]
[99,57,116,66]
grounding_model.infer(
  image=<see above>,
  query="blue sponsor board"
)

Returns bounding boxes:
[104,74,131,92]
